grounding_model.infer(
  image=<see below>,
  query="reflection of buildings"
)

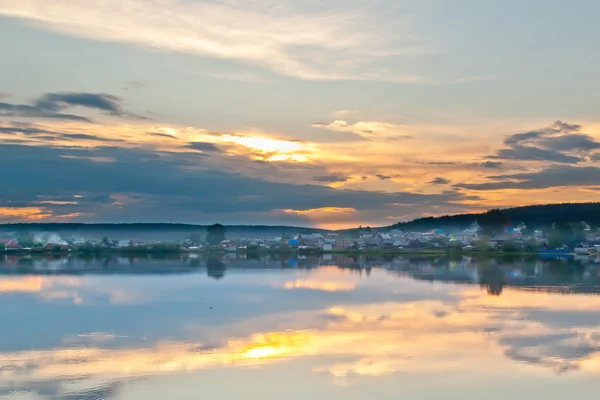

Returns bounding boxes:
[2,254,600,296]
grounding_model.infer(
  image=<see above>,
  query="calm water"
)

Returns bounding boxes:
[2,254,600,399]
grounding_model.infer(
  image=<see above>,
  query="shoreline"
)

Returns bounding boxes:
[0,248,583,257]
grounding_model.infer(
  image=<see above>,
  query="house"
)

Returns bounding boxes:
[0,235,15,245]
[334,239,357,250]
[43,243,70,252]
[68,235,87,246]
[287,239,300,247]
[393,240,410,248]
[505,227,523,239]
[4,239,22,250]
[575,243,591,254]
[321,243,333,251]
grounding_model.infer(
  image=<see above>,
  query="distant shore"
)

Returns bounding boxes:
[0,247,581,257]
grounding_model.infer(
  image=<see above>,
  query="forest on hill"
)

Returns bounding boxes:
[1,203,599,236]
[386,203,600,233]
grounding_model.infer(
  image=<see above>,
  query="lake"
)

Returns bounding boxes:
[1,254,600,399]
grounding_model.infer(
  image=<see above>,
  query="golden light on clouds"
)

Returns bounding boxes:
[0,207,51,221]
[0,206,88,223]
[283,207,356,215]
[312,120,413,140]
[3,116,600,226]
[211,133,314,162]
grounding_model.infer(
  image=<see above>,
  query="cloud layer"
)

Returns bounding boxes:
[0,0,424,82]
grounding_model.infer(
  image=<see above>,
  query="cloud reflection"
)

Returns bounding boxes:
[2,271,600,397]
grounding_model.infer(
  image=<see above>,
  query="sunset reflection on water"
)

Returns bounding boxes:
[1,255,600,399]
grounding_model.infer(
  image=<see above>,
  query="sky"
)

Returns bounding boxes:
[1,0,600,229]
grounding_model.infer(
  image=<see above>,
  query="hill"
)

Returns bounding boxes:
[0,223,326,241]
[386,202,600,233]
[0,203,598,239]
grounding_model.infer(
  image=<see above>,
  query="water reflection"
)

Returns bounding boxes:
[1,254,600,399]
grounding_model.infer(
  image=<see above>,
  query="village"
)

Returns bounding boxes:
[1,221,600,255]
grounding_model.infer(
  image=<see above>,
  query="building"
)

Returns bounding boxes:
[334,239,357,250]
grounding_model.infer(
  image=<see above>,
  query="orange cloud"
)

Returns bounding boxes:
[283,207,355,215]
[0,207,51,221]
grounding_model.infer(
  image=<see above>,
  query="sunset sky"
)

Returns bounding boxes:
[1,0,600,228]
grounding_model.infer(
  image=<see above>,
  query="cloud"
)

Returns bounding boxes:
[0,92,141,122]
[186,142,223,153]
[283,207,356,216]
[34,92,123,114]
[313,175,349,183]
[488,145,584,164]
[312,120,413,140]
[148,132,177,139]
[0,143,474,224]
[121,80,148,91]
[375,174,392,180]
[541,134,600,152]
[0,0,426,82]
[487,121,600,165]
[0,122,124,143]
[429,177,450,185]
[0,124,57,135]
[455,165,600,191]
[61,133,125,142]
[480,161,503,169]
[0,101,91,122]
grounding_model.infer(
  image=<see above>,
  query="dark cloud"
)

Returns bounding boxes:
[417,161,459,166]
[313,175,349,183]
[375,174,392,180]
[429,177,451,185]
[148,132,178,139]
[0,124,57,135]
[504,121,583,146]
[61,133,125,142]
[185,142,223,152]
[540,134,600,151]
[0,123,123,142]
[480,161,503,169]
[488,145,583,164]
[0,102,92,122]
[591,153,600,161]
[455,165,600,190]
[0,144,473,223]
[34,92,123,114]
[488,121,598,165]
[0,92,144,121]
